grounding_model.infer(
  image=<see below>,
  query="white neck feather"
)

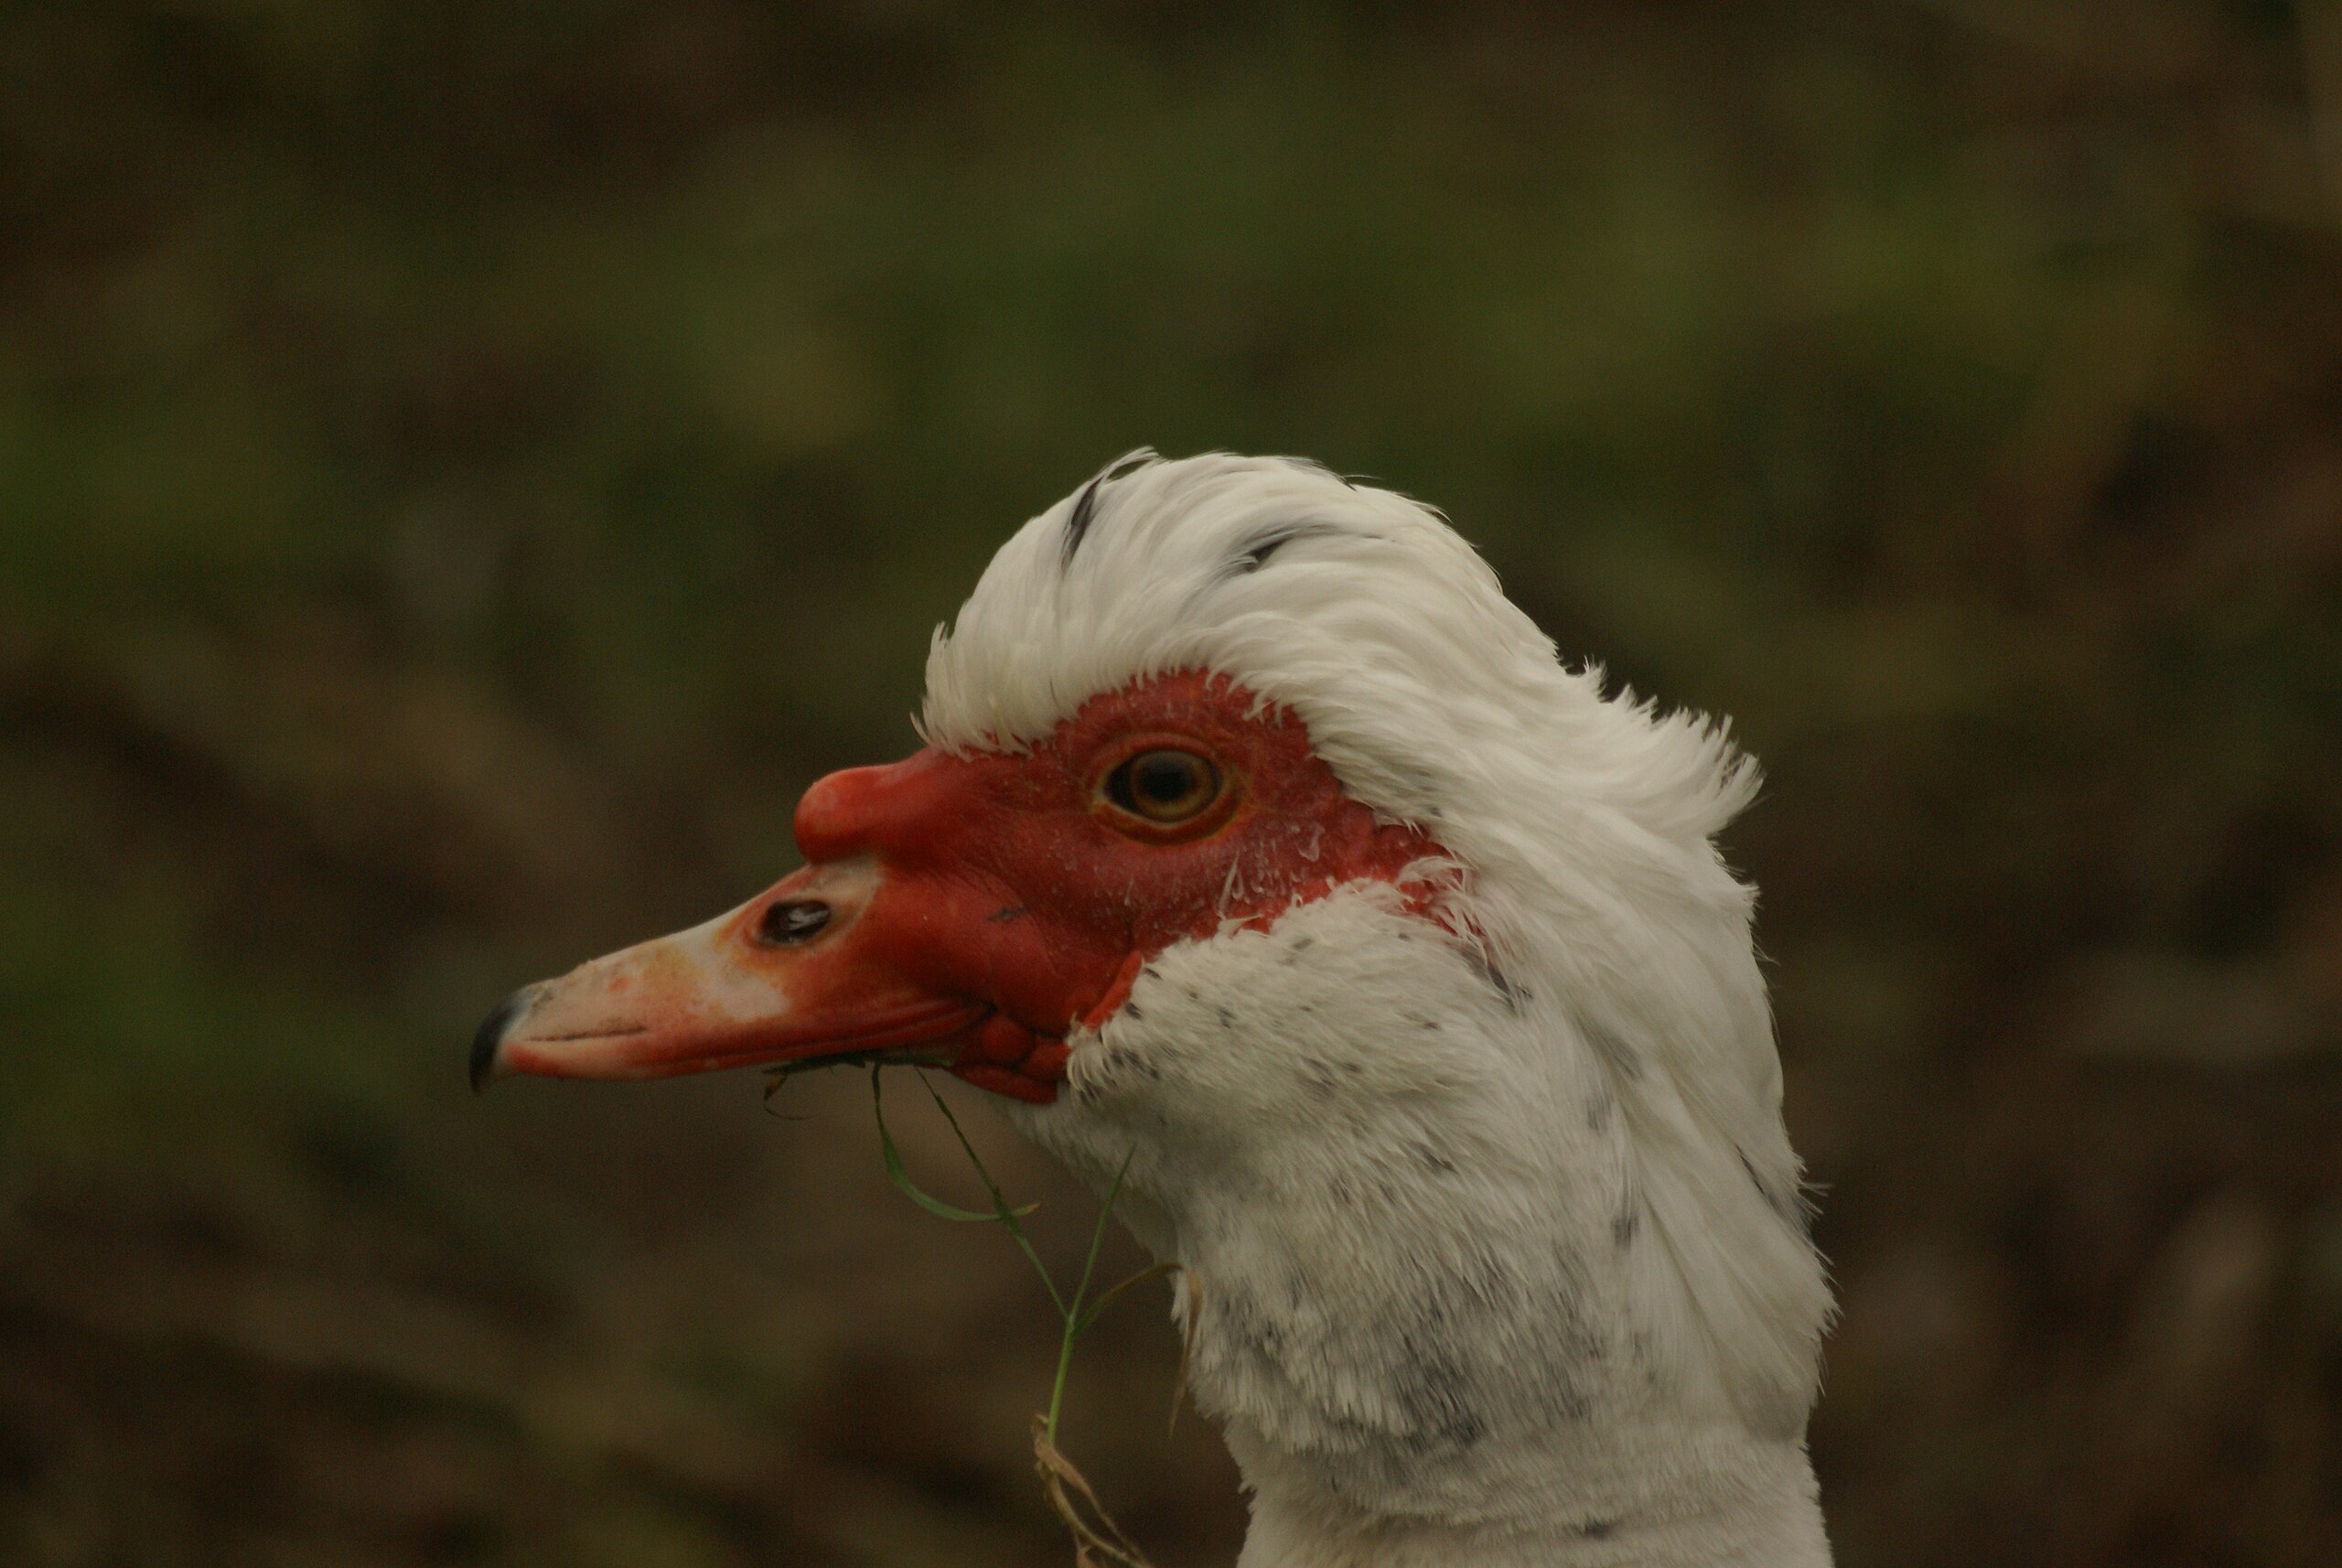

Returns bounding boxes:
[1009,889,1831,1568]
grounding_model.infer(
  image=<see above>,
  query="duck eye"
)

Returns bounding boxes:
[1103,748,1222,825]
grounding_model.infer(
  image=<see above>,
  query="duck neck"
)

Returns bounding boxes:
[1050,1102,1833,1568]
[1155,1175,1830,1568]
[1006,891,1833,1567]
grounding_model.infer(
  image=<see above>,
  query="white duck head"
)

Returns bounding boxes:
[477,453,1834,1567]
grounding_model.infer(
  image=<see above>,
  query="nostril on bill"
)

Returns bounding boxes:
[757,898,832,946]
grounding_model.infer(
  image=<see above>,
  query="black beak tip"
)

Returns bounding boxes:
[471,988,532,1094]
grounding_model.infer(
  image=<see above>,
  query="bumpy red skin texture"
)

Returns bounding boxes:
[789,671,1442,1101]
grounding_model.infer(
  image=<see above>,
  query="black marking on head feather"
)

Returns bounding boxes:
[1613,1187,1641,1247]
[1585,1019,1642,1083]
[1060,450,1154,568]
[1467,950,1524,1012]
[1586,1085,1617,1132]
[1739,1147,1809,1232]
[1221,519,1345,580]
[1061,476,1105,567]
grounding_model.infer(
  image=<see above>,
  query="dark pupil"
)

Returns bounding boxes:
[1134,755,1196,805]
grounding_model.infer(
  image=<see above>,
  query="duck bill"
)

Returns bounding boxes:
[471,857,985,1090]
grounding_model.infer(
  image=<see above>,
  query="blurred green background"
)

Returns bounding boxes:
[4,2,2340,1564]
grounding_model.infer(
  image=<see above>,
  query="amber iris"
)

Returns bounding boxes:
[1103,748,1222,825]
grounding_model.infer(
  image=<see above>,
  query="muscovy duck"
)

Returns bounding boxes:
[475,452,1834,1567]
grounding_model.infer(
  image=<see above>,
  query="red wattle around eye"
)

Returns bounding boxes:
[484,670,1446,1107]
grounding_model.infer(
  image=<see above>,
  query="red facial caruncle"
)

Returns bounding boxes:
[474,671,1444,1103]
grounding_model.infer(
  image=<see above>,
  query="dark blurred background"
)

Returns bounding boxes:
[3,2,2339,1564]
